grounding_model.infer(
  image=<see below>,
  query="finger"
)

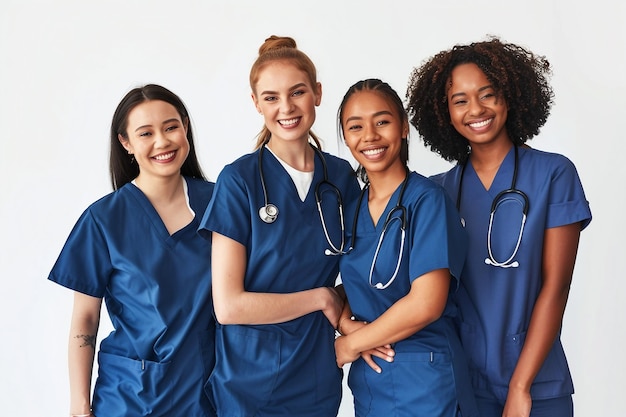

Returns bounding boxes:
[361,353,381,374]
[366,348,394,363]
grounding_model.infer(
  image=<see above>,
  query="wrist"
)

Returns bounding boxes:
[337,315,355,335]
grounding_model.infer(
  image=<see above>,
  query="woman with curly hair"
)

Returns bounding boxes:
[406,37,592,417]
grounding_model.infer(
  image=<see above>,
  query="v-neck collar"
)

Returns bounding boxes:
[126,178,197,245]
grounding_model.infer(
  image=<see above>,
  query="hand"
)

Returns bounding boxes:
[335,335,359,368]
[502,386,531,417]
[321,287,344,329]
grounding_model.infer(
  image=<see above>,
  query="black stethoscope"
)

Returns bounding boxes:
[258,143,347,256]
[456,145,529,268]
[351,170,409,289]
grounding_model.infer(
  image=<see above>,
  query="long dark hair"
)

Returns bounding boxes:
[109,84,206,190]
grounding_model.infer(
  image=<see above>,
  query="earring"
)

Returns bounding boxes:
[129,154,135,164]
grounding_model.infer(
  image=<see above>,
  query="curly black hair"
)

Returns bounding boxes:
[406,36,554,164]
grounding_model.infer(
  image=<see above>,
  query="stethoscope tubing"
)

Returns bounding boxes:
[456,145,529,268]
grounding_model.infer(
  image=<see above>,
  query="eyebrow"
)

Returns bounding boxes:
[449,84,494,100]
[134,118,180,132]
[259,82,308,96]
[344,110,393,123]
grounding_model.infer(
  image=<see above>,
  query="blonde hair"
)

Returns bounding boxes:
[250,35,322,150]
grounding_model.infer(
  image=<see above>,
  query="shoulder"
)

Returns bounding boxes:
[184,176,215,207]
[406,171,451,202]
[185,176,215,193]
[522,146,576,167]
[521,147,581,177]
[217,151,259,181]
[84,185,132,216]
[320,150,354,172]
[428,165,461,189]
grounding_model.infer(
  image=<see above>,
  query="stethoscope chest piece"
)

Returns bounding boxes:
[259,203,279,224]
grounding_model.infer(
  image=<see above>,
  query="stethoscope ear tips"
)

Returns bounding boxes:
[259,204,279,224]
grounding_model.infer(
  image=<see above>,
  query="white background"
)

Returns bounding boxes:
[1,1,624,415]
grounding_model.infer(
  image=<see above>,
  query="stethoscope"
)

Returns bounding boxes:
[456,145,529,268]
[351,170,409,290]
[258,143,347,256]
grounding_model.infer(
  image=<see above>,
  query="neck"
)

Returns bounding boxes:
[133,174,184,204]
[469,141,513,171]
[267,138,314,172]
[367,163,407,204]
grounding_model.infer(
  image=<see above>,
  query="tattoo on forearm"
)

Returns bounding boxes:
[74,334,96,348]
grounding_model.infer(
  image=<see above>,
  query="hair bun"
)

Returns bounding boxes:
[259,35,297,55]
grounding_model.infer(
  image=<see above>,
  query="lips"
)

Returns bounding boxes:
[152,151,176,161]
[278,117,301,128]
[361,147,386,159]
[468,118,493,129]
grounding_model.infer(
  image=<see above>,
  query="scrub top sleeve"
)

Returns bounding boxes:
[48,208,111,297]
[546,155,592,231]
[408,185,467,287]
[198,164,252,245]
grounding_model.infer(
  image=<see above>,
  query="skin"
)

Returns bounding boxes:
[68,100,194,416]
[335,90,451,372]
[252,61,322,170]
[211,60,343,328]
[447,63,582,417]
[118,100,193,234]
[447,63,511,189]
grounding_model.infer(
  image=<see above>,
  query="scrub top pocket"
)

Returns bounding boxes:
[94,352,173,416]
[348,351,457,417]
[209,324,281,416]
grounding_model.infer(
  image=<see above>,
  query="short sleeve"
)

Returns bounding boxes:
[48,208,112,297]
[198,163,252,245]
[408,184,467,287]
[546,156,592,231]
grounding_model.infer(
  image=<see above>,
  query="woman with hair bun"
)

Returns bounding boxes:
[199,35,360,416]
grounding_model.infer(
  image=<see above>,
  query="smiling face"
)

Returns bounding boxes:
[341,90,408,178]
[118,99,189,182]
[447,63,510,150]
[252,61,321,145]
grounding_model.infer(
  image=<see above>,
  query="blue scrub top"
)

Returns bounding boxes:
[199,147,361,417]
[340,171,478,417]
[49,177,216,417]
[432,146,592,402]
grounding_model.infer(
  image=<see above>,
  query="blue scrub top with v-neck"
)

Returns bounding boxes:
[432,146,592,402]
[199,146,360,417]
[49,177,216,417]
[339,171,478,417]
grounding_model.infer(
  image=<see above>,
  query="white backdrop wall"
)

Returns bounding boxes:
[1,1,623,415]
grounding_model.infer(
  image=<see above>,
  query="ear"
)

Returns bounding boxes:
[314,82,322,107]
[183,117,189,135]
[402,120,409,138]
[118,134,132,154]
[251,93,262,114]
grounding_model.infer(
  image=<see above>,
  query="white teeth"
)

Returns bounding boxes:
[469,119,492,128]
[362,148,385,156]
[154,151,175,160]
[279,118,299,126]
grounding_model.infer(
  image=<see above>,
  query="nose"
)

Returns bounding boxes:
[279,97,295,114]
[363,122,379,142]
[154,131,171,147]
[468,98,486,116]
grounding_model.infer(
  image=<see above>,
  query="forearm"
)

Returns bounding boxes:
[509,223,580,392]
[68,293,101,415]
[216,286,333,325]
[509,286,570,391]
[343,269,449,354]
